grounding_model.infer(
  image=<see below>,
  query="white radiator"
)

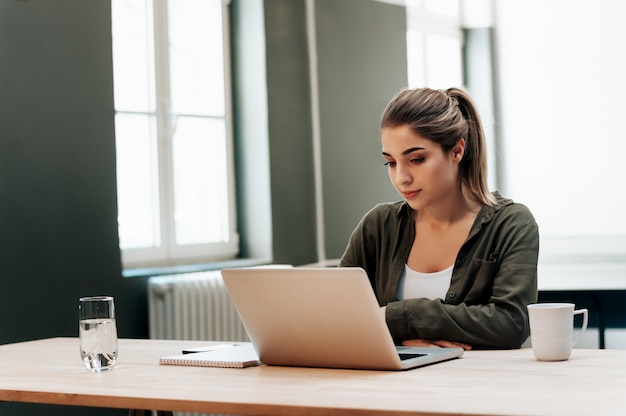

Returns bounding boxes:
[148,270,248,342]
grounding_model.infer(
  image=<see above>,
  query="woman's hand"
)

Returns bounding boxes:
[382,306,472,350]
[402,338,472,350]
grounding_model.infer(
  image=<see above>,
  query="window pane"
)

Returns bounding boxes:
[168,0,225,116]
[406,31,425,87]
[425,34,463,88]
[425,0,460,17]
[115,113,160,249]
[406,1,463,89]
[495,0,626,239]
[172,117,229,245]
[111,0,155,112]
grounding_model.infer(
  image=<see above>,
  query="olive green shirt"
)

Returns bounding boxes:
[339,192,539,349]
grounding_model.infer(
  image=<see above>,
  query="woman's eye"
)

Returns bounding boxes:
[384,161,396,167]
[411,157,425,164]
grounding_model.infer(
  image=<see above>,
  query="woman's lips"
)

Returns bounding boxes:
[402,190,420,199]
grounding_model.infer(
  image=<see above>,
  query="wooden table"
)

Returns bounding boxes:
[1,338,625,416]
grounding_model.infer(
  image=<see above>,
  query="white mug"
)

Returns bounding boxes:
[527,303,588,361]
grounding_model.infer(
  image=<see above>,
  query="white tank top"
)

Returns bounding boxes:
[396,264,454,300]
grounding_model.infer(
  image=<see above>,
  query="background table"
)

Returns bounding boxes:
[537,262,626,349]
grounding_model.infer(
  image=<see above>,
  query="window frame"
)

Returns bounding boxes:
[113,0,239,269]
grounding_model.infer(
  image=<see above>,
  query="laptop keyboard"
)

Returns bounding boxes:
[399,352,427,361]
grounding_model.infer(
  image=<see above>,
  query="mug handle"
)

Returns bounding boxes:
[572,308,589,347]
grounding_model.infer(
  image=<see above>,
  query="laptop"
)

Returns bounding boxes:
[220,267,463,370]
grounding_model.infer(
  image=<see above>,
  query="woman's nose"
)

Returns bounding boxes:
[395,164,412,185]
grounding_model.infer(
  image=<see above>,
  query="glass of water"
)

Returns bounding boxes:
[79,296,118,372]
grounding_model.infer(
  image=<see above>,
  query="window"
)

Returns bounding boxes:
[405,0,463,89]
[111,0,238,268]
[493,0,626,265]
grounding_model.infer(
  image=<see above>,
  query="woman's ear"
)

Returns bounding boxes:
[452,138,466,161]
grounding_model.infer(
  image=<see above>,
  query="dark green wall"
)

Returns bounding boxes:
[231,0,274,262]
[231,0,320,265]
[232,0,407,265]
[0,1,146,413]
[0,0,148,343]
[264,0,318,265]
[316,0,407,258]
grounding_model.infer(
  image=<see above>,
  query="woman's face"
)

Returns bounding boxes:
[381,125,463,211]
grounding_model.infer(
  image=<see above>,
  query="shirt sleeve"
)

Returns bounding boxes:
[339,207,381,289]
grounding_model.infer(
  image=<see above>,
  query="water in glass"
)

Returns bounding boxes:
[79,318,118,371]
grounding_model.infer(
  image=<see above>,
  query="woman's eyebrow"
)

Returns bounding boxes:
[382,147,425,157]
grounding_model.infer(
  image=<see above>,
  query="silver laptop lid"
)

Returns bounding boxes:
[221,267,462,370]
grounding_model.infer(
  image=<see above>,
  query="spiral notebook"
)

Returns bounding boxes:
[159,343,261,369]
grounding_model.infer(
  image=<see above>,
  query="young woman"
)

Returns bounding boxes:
[339,87,539,350]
